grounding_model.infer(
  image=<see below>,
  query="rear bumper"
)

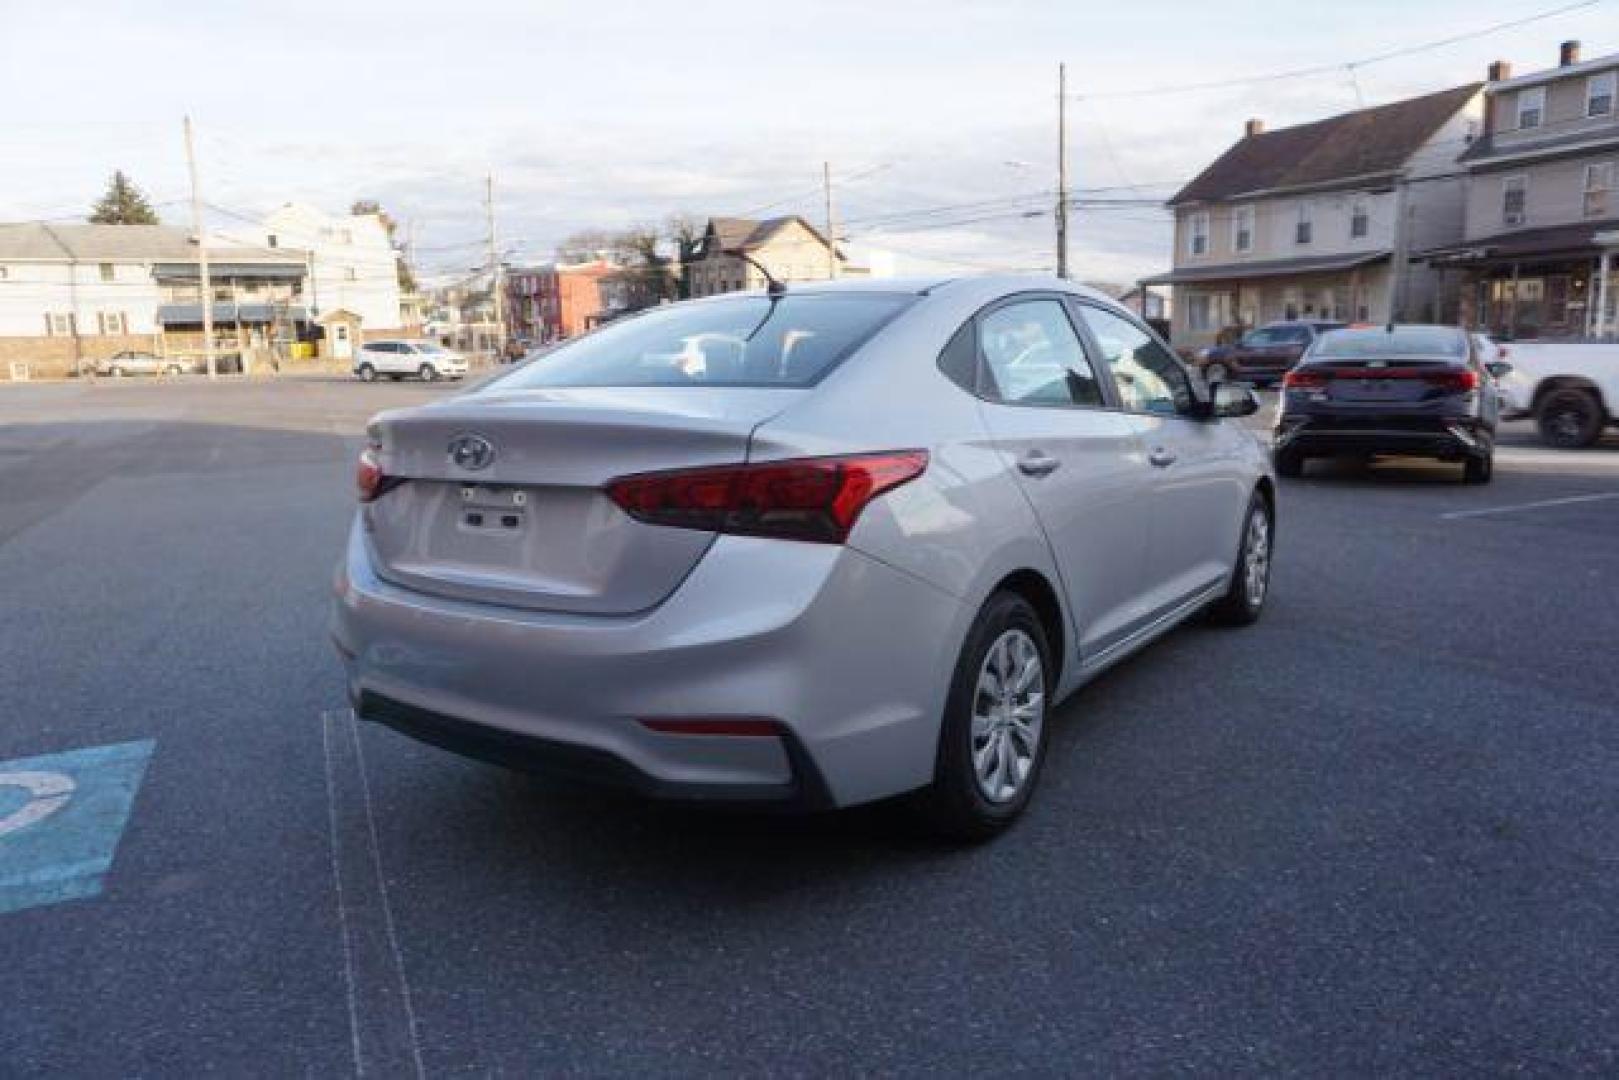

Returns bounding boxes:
[1275,415,1490,458]
[331,520,969,808]
[356,689,834,807]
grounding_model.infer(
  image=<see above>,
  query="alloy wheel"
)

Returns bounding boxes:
[971,629,1045,804]
[1244,508,1271,608]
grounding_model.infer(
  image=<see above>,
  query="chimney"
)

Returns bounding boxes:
[1244,118,1265,138]
[1560,40,1581,66]
[1487,60,1512,82]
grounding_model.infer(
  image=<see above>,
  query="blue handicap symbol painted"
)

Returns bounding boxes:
[0,739,154,915]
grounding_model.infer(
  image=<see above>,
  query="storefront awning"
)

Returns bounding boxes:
[1418,218,1619,265]
[152,262,306,282]
[1140,251,1390,286]
[157,303,309,325]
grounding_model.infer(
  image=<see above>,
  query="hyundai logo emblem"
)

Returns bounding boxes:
[448,432,495,471]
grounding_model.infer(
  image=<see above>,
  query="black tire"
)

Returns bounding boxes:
[914,591,1053,841]
[1535,388,1604,449]
[1463,451,1493,484]
[1274,447,1305,478]
[418,363,437,382]
[1205,491,1272,627]
[110,366,126,378]
[356,363,377,383]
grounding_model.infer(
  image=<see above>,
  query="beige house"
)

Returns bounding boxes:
[1144,84,1483,351]
[685,216,845,297]
[1421,42,1619,339]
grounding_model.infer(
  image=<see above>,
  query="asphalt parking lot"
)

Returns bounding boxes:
[2,375,1617,1074]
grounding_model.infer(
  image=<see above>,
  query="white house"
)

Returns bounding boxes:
[250,203,406,334]
[0,222,305,375]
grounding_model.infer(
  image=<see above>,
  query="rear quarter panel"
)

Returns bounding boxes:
[748,284,1076,676]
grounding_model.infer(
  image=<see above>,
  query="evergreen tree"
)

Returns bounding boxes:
[88,171,160,225]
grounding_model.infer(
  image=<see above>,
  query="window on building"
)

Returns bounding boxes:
[45,313,74,336]
[1295,203,1313,245]
[1503,175,1528,226]
[1350,199,1369,239]
[1187,293,1215,332]
[1187,211,1209,256]
[98,312,127,335]
[267,234,278,248]
[1586,162,1615,218]
[0,265,8,280]
[1516,86,1545,129]
[98,263,114,282]
[345,268,358,281]
[1588,72,1616,117]
[1231,206,1253,253]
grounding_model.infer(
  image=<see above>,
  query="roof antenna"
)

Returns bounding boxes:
[723,248,787,296]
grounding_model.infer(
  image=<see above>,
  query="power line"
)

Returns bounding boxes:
[1071,0,1603,100]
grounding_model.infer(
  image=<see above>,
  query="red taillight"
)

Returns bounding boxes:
[639,718,784,737]
[356,447,385,501]
[1283,369,1328,390]
[1429,369,1480,392]
[606,451,928,544]
[356,446,404,502]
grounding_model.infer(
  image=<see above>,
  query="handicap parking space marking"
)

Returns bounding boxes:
[0,739,155,915]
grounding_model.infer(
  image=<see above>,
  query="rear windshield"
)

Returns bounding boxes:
[492,293,914,389]
[1313,327,1468,359]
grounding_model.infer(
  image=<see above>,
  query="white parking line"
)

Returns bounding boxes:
[1442,491,1619,520]
[319,708,428,1079]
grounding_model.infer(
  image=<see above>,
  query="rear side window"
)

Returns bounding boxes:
[977,299,1103,408]
[493,293,914,389]
[1314,327,1468,359]
[937,322,979,393]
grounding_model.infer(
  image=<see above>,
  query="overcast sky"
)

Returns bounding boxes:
[1,0,1610,283]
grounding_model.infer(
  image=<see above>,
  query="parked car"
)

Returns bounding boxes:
[1199,320,1346,386]
[91,350,189,377]
[1274,325,1504,483]
[1470,333,1517,417]
[354,340,469,382]
[333,277,1275,837]
[1490,341,1619,449]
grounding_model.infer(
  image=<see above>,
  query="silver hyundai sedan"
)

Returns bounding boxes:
[332,276,1274,837]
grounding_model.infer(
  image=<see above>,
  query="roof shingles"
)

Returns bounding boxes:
[1171,83,1482,205]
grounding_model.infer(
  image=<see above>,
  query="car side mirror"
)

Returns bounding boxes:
[1211,381,1260,419]
[1486,361,1512,379]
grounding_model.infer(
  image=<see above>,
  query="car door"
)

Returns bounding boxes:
[371,342,402,373]
[968,295,1161,657]
[1073,302,1250,619]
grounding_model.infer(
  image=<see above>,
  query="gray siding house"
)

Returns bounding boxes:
[1145,84,1483,352]
[1421,42,1619,339]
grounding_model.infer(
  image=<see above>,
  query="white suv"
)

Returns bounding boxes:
[354,341,469,382]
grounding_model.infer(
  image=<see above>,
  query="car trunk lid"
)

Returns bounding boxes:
[362,387,802,614]
[1296,359,1475,406]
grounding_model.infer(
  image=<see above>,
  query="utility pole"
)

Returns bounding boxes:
[184,116,217,379]
[823,160,838,280]
[1056,63,1070,279]
[486,174,504,356]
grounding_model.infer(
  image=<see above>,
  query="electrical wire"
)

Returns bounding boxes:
[1070,0,1603,100]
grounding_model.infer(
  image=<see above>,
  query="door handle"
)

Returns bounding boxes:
[1148,446,1178,468]
[1017,450,1062,477]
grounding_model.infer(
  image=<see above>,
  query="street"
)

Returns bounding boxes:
[2,376,1617,1074]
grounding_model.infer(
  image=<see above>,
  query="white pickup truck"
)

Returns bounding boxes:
[1492,342,1619,448]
